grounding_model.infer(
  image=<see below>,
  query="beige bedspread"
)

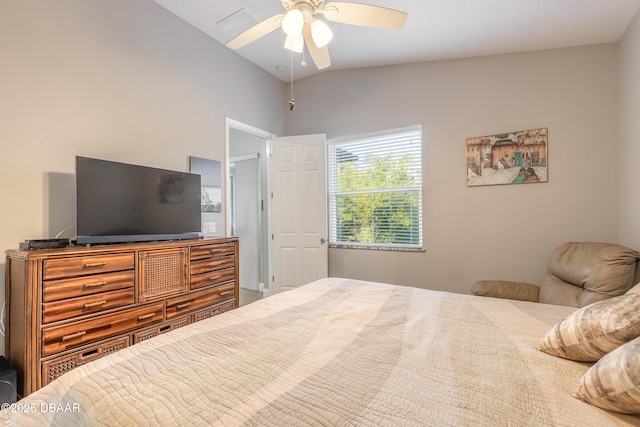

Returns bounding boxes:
[2,277,639,426]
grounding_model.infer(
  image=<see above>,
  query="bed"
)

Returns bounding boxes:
[1,277,639,426]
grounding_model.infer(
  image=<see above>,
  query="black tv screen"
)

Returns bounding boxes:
[76,156,201,245]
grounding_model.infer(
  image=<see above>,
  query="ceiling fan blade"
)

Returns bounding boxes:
[226,14,284,50]
[319,2,407,29]
[303,24,331,70]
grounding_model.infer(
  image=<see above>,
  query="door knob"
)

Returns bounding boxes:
[320,238,326,244]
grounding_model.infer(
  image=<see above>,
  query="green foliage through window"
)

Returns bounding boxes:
[328,127,422,249]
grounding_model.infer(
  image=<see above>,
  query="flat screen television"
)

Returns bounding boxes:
[76,156,201,245]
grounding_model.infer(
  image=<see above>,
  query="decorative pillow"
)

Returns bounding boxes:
[627,282,640,295]
[538,292,640,361]
[573,336,640,414]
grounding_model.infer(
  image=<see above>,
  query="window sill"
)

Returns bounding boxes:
[329,243,425,253]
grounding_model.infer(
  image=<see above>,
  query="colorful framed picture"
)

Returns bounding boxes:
[466,128,548,187]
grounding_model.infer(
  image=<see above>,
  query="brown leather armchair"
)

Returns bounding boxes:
[471,242,640,308]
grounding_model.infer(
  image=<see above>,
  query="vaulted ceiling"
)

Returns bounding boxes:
[154,0,640,82]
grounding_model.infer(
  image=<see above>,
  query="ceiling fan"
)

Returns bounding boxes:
[225,1,407,70]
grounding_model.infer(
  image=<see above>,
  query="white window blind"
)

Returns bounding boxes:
[328,126,423,250]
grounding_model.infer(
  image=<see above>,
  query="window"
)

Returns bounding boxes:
[328,126,423,250]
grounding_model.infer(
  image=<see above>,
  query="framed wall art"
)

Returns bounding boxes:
[189,156,222,212]
[466,128,548,187]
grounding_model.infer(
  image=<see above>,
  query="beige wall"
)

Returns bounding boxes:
[285,45,621,294]
[618,10,640,249]
[0,0,287,356]
[1,0,638,359]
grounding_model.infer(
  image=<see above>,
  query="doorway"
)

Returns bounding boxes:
[225,119,329,302]
[225,118,272,305]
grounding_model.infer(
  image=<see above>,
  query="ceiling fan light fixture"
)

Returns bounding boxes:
[282,9,304,37]
[225,1,407,71]
[284,34,304,53]
[310,18,333,48]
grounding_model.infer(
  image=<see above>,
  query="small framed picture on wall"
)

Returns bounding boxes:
[189,156,222,212]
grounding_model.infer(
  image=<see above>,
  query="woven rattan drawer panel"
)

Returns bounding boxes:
[42,288,135,324]
[41,336,129,387]
[43,270,135,303]
[190,243,236,261]
[43,253,135,280]
[42,302,164,357]
[166,283,235,320]
[193,300,235,322]
[133,315,192,344]
[138,248,188,302]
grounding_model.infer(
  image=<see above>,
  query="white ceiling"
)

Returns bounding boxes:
[153,0,640,82]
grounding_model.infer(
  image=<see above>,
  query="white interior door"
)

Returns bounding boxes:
[270,134,328,294]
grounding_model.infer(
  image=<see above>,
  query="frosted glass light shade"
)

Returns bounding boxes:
[284,34,304,53]
[311,18,333,48]
[282,9,304,37]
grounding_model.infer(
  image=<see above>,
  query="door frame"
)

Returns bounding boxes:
[224,117,274,296]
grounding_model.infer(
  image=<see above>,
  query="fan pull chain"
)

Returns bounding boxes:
[289,51,295,111]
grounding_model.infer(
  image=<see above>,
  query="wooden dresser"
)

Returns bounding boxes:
[4,237,239,397]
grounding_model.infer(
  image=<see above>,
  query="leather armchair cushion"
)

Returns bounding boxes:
[539,242,640,307]
[471,280,540,302]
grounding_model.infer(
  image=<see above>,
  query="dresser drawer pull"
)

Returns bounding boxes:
[83,300,107,309]
[81,349,99,359]
[176,302,192,310]
[137,313,156,321]
[209,249,222,254]
[83,281,107,288]
[61,331,87,342]
[219,291,232,296]
[209,261,224,267]
[208,275,223,281]
[83,262,107,269]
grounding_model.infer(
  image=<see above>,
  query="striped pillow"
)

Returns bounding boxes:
[538,293,640,362]
[573,336,640,414]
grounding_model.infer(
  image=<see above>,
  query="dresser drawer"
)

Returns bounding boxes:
[190,267,236,290]
[42,302,164,357]
[190,255,235,276]
[166,283,235,320]
[133,315,192,344]
[193,300,234,322]
[190,243,236,261]
[41,336,129,387]
[43,270,135,303]
[43,253,135,280]
[42,288,135,324]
